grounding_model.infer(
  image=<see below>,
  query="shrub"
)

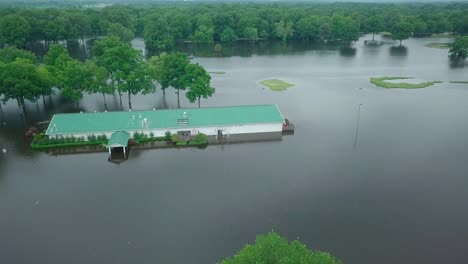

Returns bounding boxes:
[165,131,172,141]
[176,141,187,146]
[191,133,208,145]
[214,43,223,52]
[149,132,154,138]
[171,134,179,143]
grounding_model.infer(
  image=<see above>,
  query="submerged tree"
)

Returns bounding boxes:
[0,14,31,48]
[275,20,294,41]
[83,61,112,111]
[118,60,155,110]
[367,15,384,41]
[58,60,88,103]
[391,22,413,46]
[182,63,215,108]
[156,52,190,108]
[0,58,53,111]
[449,36,468,61]
[93,37,140,108]
[221,232,341,264]
[220,27,237,43]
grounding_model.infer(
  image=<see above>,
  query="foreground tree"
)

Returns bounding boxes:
[0,14,31,48]
[391,22,413,46]
[449,36,468,61]
[182,63,215,108]
[156,53,190,108]
[83,61,112,111]
[118,60,155,110]
[367,15,384,41]
[0,47,36,63]
[58,60,88,104]
[221,232,341,264]
[94,37,140,108]
[0,58,52,111]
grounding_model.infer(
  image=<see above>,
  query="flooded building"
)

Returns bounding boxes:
[45,105,288,142]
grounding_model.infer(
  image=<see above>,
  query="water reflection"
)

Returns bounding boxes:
[339,46,357,57]
[389,45,408,56]
[166,40,350,58]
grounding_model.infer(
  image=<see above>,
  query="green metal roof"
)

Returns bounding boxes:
[46,105,284,135]
[106,131,130,148]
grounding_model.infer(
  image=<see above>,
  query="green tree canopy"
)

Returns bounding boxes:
[107,23,135,43]
[221,232,341,264]
[275,20,294,41]
[182,63,215,108]
[144,16,175,54]
[0,14,31,48]
[154,52,190,108]
[192,25,214,43]
[243,27,258,43]
[367,15,384,41]
[0,47,36,63]
[0,58,46,106]
[391,21,413,46]
[93,36,141,108]
[449,36,468,61]
[57,60,88,103]
[220,27,237,43]
[83,60,112,110]
[331,15,359,42]
[296,16,321,41]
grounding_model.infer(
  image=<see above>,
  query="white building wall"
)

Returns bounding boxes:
[49,122,283,140]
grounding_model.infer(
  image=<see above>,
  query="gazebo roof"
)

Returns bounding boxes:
[106,131,130,148]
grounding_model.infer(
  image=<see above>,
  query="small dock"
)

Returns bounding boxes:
[282,118,295,134]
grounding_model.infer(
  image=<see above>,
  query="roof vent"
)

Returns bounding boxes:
[178,111,189,125]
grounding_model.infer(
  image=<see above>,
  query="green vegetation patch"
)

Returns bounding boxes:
[260,79,295,91]
[220,232,340,264]
[450,81,468,84]
[31,133,108,149]
[370,77,442,89]
[426,43,451,49]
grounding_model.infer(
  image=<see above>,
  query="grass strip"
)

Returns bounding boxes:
[260,79,295,91]
[370,77,442,89]
[426,43,451,49]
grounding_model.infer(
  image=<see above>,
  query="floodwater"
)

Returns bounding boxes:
[1,35,468,264]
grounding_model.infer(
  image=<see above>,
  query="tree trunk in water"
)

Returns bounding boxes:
[372,33,375,41]
[128,91,132,110]
[18,98,26,115]
[163,88,166,96]
[36,98,40,112]
[119,93,123,109]
[81,36,87,56]
[198,97,201,108]
[177,88,180,109]
[102,93,108,111]
[42,95,46,107]
[400,40,402,46]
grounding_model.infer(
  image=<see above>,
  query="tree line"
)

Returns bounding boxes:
[0,38,215,111]
[1,3,468,53]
